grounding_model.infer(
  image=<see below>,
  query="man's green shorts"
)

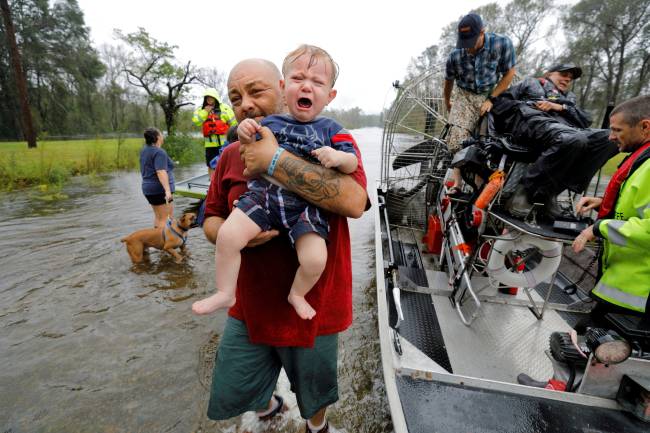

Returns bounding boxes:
[207,317,339,420]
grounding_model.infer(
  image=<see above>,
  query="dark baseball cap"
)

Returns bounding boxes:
[457,13,484,49]
[547,63,583,79]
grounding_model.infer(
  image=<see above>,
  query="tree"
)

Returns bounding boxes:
[196,66,227,101]
[564,0,650,110]
[0,0,36,147]
[422,0,556,79]
[0,0,105,139]
[117,27,198,135]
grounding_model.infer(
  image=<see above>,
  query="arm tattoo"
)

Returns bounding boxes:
[278,156,341,203]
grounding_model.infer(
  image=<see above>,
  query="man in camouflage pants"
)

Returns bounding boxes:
[443,12,516,191]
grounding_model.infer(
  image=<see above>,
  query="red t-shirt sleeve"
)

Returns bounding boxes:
[204,144,246,219]
[350,138,368,189]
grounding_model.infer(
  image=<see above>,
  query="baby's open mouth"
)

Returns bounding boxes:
[298,97,312,108]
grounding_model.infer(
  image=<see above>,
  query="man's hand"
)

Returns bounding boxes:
[239,126,279,177]
[311,147,343,169]
[480,99,493,116]
[572,225,595,253]
[576,196,603,215]
[534,101,563,112]
[237,118,260,145]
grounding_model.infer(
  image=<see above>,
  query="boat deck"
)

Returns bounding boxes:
[378,215,650,432]
[389,224,591,386]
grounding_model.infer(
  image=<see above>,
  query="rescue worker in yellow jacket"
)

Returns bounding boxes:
[192,88,237,173]
[573,95,650,317]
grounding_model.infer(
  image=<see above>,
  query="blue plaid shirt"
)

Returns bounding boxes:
[445,32,516,94]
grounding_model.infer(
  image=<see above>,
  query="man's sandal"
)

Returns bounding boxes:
[305,421,329,433]
[258,394,288,421]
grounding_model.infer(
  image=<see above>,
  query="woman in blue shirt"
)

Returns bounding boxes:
[140,128,175,227]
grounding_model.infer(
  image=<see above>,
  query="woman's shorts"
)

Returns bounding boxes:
[144,193,169,206]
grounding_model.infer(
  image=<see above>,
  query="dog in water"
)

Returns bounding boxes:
[121,213,197,264]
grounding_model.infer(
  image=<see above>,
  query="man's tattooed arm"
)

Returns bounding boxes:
[278,157,341,203]
[274,152,366,218]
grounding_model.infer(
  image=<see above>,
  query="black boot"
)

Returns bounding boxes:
[506,185,535,218]
[517,373,548,388]
[543,195,567,220]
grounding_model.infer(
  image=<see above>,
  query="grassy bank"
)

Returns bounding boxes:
[0,135,203,191]
[601,153,624,175]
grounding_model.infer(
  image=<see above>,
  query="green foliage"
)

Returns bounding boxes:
[162,134,203,165]
[563,0,650,115]
[601,153,625,176]
[0,138,143,191]
[0,0,105,139]
[116,28,198,135]
[413,0,556,80]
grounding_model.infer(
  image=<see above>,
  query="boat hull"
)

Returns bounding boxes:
[174,173,210,199]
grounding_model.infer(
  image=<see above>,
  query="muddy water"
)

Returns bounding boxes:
[0,127,391,433]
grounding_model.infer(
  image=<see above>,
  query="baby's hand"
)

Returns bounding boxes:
[311,146,342,169]
[237,119,261,144]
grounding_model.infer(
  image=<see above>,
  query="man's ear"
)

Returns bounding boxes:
[327,88,337,104]
[640,118,650,136]
[279,79,285,91]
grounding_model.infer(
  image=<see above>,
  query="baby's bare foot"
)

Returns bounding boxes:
[288,293,316,320]
[192,291,236,315]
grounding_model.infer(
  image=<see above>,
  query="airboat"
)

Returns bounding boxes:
[174,173,210,199]
[376,68,649,432]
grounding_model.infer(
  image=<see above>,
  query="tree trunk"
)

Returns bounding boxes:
[611,36,628,106]
[633,54,650,97]
[163,104,174,136]
[579,63,595,108]
[1,0,37,148]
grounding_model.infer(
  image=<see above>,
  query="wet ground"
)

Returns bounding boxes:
[0,127,391,433]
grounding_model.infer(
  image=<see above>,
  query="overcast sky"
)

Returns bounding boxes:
[77,0,504,114]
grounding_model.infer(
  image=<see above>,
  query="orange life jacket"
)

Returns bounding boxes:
[202,107,229,137]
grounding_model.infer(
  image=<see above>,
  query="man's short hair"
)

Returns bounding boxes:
[282,44,339,87]
[611,95,650,126]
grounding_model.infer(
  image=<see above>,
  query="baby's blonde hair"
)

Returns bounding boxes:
[282,44,339,87]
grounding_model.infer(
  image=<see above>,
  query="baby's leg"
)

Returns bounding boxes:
[192,208,262,315]
[288,233,327,320]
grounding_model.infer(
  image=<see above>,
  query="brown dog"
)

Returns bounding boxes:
[121,213,197,264]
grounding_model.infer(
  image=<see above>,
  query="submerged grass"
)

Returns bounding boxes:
[0,135,203,192]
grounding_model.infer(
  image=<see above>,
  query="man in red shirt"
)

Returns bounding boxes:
[201,58,369,433]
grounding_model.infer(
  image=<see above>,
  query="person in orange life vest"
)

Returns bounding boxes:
[192,88,237,174]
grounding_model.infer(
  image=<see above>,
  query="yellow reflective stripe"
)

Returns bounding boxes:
[605,220,627,246]
[593,281,647,311]
[637,203,650,218]
[204,136,226,147]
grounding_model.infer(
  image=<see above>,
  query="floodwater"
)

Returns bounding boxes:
[0,127,392,433]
